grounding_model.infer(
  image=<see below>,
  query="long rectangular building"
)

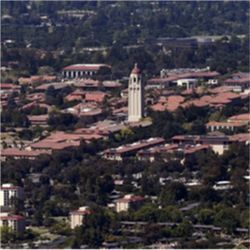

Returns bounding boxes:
[62,64,111,79]
[102,137,165,161]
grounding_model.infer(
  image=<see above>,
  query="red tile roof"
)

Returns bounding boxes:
[228,113,250,123]
[229,133,250,143]
[208,86,235,94]
[70,209,91,215]
[131,63,141,75]
[116,195,144,203]
[224,72,250,84]
[103,81,122,88]
[1,184,20,190]
[63,64,111,71]
[1,148,49,157]
[85,91,106,103]
[104,138,165,155]
[0,83,20,90]
[152,95,184,112]
[0,215,25,221]
[28,114,49,123]
[30,140,80,150]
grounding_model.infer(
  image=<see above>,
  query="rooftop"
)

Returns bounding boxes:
[63,64,111,71]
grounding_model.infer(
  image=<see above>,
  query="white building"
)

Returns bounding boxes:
[176,78,198,90]
[0,213,25,234]
[128,63,144,122]
[70,206,91,229]
[213,181,233,190]
[0,183,24,207]
[115,194,144,213]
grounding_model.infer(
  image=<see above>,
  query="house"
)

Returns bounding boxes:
[114,194,144,213]
[0,213,25,234]
[70,206,91,229]
[0,183,24,207]
[62,64,111,79]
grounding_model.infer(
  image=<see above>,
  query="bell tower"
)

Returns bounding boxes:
[128,63,144,122]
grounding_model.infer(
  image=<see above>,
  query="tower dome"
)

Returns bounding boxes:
[131,63,141,75]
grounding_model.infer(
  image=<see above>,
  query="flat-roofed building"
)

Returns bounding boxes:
[70,206,91,229]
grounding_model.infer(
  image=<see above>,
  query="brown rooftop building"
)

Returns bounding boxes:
[1,148,49,161]
[102,137,165,161]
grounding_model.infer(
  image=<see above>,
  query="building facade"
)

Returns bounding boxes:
[115,194,144,213]
[128,64,144,122]
[0,213,25,234]
[0,184,24,207]
[70,206,91,229]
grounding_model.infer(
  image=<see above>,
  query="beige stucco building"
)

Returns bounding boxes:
[70,206,91,229]
[115,194,144,213]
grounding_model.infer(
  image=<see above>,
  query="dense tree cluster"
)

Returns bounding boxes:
[1,1,249,79]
